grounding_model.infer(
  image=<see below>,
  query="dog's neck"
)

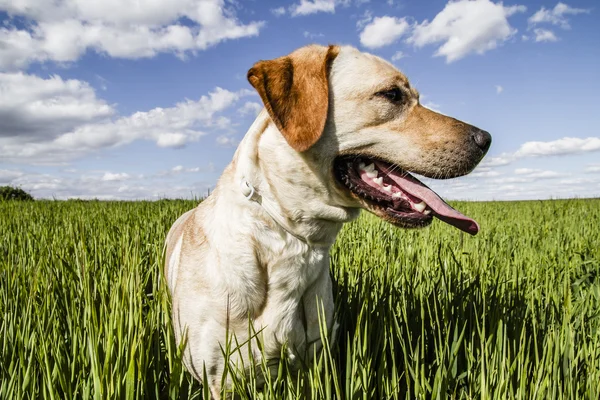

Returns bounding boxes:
[227,110,359,246]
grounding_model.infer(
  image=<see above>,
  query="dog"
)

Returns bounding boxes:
[164,44,491,397]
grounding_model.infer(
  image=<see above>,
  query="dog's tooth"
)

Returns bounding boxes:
[358,162,366,170]
[373,177,383,186]
[366,170,378,178]
[382,184,392,193]
[424,209,431,215]
[364,163,375,173]
[413,201,427,213]
[392,192,403,199]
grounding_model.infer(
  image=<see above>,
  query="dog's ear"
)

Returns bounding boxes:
[247,45,339,152]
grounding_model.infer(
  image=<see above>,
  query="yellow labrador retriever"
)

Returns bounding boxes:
[165,44,490,396]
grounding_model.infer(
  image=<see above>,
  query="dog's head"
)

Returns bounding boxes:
[248,45,491,235]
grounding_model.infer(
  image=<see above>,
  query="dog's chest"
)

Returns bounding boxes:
[255,234,330,350]
[259,232,328,295]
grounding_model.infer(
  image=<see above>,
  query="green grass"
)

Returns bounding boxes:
[1,198,599,399]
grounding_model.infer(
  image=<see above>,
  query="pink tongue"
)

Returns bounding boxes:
[376,162,479,235]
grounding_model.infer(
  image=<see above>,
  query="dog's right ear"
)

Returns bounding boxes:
[247,45,339,152]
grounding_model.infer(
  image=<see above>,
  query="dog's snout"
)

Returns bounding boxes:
[471,128,491,153]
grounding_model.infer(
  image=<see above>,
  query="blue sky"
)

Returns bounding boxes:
[0,0,598,200]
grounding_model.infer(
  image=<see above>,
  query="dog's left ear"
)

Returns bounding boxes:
[247,45,339,152]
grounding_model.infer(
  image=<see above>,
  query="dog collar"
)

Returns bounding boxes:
[240,178,309,244]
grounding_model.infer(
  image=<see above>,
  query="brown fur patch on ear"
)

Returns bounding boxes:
[247,45,340,152]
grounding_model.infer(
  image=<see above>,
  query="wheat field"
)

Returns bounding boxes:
[1,198,599,399]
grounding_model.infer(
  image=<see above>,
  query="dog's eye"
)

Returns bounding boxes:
[377,88,403,103]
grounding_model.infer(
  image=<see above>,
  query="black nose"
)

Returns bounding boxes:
[471,128,492,153]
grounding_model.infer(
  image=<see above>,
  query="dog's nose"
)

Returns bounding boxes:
[471,128,492,153]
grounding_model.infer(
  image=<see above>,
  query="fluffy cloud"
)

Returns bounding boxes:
[513,168,565,179]
[495,85,503,94]
[171,165,197,174]
[161,165,209,175]
[528,2,590,29]
[420,162,599,201]
[271,7,287,16]
[391,51,405,61]
[0,0,264,70]
[480,155,513,167]
[356,10,374,30]
[101,172,131,182]
[469,167,501,177]
[290,0,336,16]
[237,101,263,117]
[0,85,252,164]
[514,137,600,158]
[533,28,558,42]
[280,0,357,17]
[407,0,526,62]
[7,169,213,200]
[422,101,442,113]
[585,164,600,174]
[359,16,410,48]
[482,137,600,169]
[303,31,325,39]
[0,72,114,140]
[0,169,24,184]
[216,135,239,147]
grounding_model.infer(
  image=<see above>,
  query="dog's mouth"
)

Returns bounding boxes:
[334,156,479,235]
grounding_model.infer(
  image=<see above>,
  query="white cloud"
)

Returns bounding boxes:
[271,7,287,16]
[0,86,252,164]
[419,162,600,201]
[0,169,24,184]
[0,0,264,70]
[237,101,262,117]
[155,163,213,177]
[557,177,596,185]
[489,177,533,184]
[514,137,600,158]
[514,168,540,175]
[469,168,501,177]
[495,85,503,94]
[534,28,558,42]
[585,164,600,174]
[422,101,442,113]
[156,133,188,148]
[407,0,526,62]
[303,31,325,39]
[0,72,114,140]
[513,168,564,179]
[481,137,600,169]
[356,10,373,29]
[170,165,203,174]
[528,2,590,29]
[95,75,109,91]
[216,135,239,147]
[391,51,405,61]
[359,16,410,48]
[291,0,336,16]
[480,155,513,167]
[9,169,213,200]
[101,172,131,181]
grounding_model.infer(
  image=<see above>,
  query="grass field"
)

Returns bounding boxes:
[1,198,599,399]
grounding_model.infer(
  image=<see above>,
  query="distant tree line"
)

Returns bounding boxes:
[0,186,34,201]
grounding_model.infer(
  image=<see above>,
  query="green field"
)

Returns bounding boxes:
[1,199,599,399]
